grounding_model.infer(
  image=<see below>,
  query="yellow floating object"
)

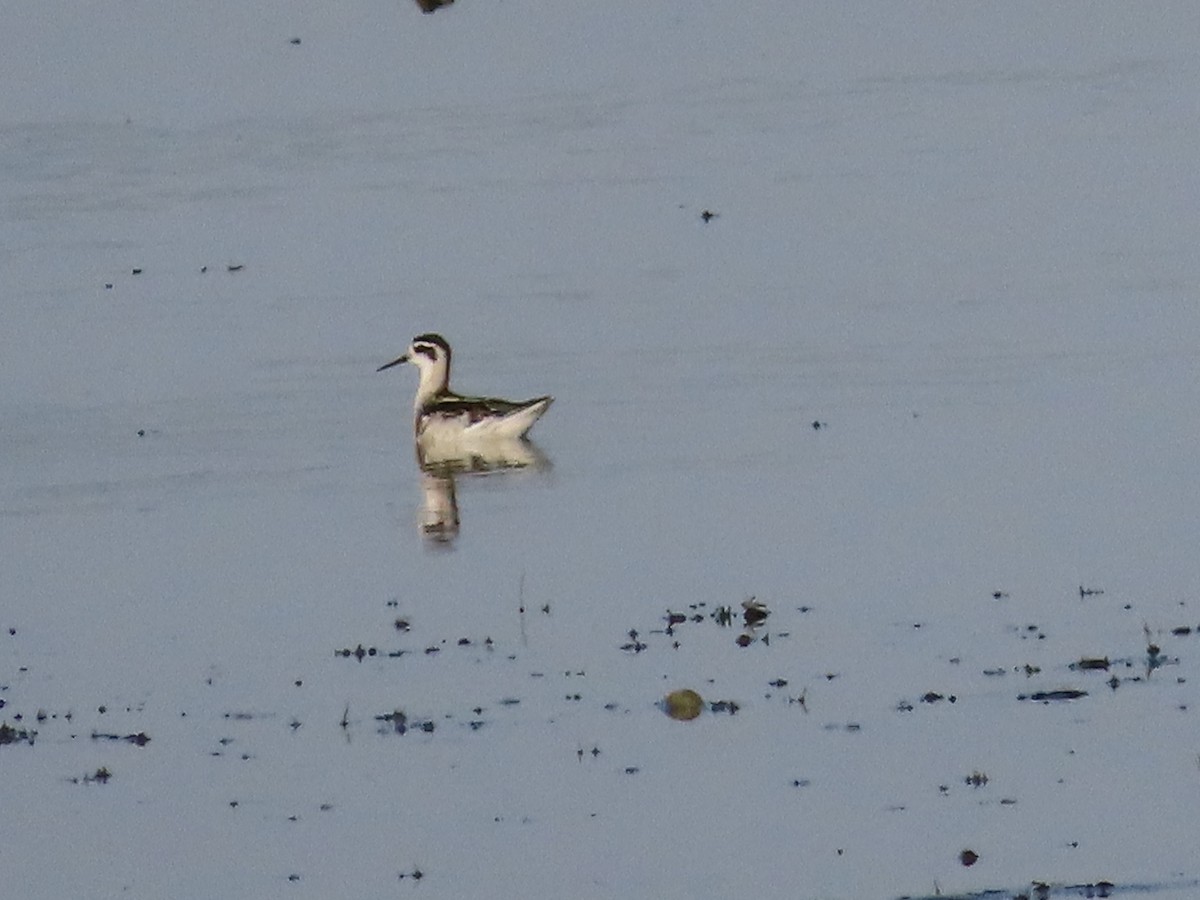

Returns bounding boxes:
[663,689,704,721]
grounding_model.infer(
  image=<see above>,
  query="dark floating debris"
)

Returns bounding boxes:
[965,770,989,787]
[1070,657,1110,671]
[899,877,1200,900]
[70,767,112,785]
[376,710,435,736]
[920,692,956,704]
[1019,689,1088,703]
[289,37,301,45]
[0,721,36,746]
[620,628,647,653]
[131,267,143,275]
[91,731,150,746]
[414,0,453,12]
[742,598,770,627]
[1079,585,1105,598]
[226,264,244,272]
[335,644,376,661]
[628,596,785,652]
[959,848,979,867]
[398,867,424,881]
[700,209,718,222]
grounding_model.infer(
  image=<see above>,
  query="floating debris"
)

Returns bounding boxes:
[619,628,647,653]
[959,848,979,867]
[1070,657,1110,671]
[742,597,770,626]
[899,877,1200,900]
[920,692,956,704]
[1019,689,1088,703]
[413,0,453,12]
[335,644,375,661]
[0,721,36,746]
[70,767,112,785]
[700,209,718,223]
[663,689,704,721]
[376,710,435,736]
[1079,585,1105,598]
[91,731,150,746]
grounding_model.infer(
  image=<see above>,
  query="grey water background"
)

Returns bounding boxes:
[3,3,1199,898]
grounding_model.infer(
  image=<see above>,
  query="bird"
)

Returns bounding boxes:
[377,333,553,442]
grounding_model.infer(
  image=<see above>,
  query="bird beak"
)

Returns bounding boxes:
[377,353,409,373]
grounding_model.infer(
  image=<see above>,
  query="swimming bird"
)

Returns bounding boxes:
[377,333,553,442]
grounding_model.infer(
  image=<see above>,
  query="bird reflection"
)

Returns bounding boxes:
[413,435,551,547]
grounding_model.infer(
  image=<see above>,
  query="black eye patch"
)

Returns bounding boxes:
[414,343,439,360]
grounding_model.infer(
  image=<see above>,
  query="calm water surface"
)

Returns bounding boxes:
[3,3,1200,898]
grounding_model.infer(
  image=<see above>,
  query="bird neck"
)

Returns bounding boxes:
[413,358,451,410]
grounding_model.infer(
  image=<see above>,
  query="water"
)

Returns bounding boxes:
[2,3,1199,898]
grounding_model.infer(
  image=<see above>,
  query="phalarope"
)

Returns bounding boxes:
[377,333,553,441]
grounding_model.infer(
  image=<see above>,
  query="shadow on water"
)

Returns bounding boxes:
[899,877,1200,900]
[412,434,551,547]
